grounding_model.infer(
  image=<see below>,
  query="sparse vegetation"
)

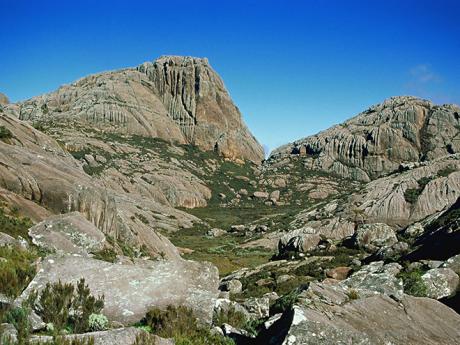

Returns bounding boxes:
[137,306,235,345]
[397,268,428,297]
[0,125,12,140]
[0,246,37,298]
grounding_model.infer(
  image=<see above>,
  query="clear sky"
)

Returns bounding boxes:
[1,0,459,154]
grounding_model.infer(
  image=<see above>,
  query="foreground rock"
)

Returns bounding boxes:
[29,327,173,345]
[28,212,107,256]
[18,256,219,325]
[260,282,460,345]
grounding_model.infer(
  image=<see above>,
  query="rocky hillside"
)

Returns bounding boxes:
[5,56,264,163]
[1,62,460,345]
[271,96,460,181]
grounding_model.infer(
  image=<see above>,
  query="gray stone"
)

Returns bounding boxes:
[28,212,107,256]
[17,255,219,325]
[219,279,242,294]
[0,323,17,343]
[421,268,459,299]
[240,297,270,319]
[29,327,172,345]
[0,232,16,247]
[253,191,269,199]
[206,228,227,238]
[341,261,404,299]
[353,223,398,253]
[443,254,460,275]
[278,227,320,254]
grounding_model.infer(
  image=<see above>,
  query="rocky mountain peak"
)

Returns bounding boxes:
[5,56,264,163]
[269,96,460,181]
[0,92,9,105]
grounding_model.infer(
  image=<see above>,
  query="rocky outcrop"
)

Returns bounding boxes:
[6,56,263,163]
[17,255,219,325]
[0,111,198,258]
[260,282,460,345]
[269,96,460,181]
[0,92,9,105]
[28,212,107,256]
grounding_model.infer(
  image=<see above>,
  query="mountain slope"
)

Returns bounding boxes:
[5,56,264,163]
[270,96,460,181]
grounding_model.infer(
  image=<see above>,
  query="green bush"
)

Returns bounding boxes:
[138,306,235,345]
[0,246,37,298]
[92,247,117,263]
[0,126,12,140]
[30,278,104,333]
[88,313,108,331]
[3,304,31,344]
[397,269,428,297]
[213,305,247,329]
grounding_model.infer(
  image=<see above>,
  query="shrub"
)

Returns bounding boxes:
[88,313,108,331]
[92,247,117,263]
[138,305,235,345]
[3,304,31,343]
[0,126,12,140]
[397,269,428,297]
[0,246,37,298]
[213,305,247,329]
[30,278,104,333]
[346,289,359,300]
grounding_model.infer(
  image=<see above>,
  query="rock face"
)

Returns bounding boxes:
[0,92,9,105]
[260,282,460,345]
[0,111,197,258]
[278,227,320,255]
[6,56,263,163]
[28,212,107,256]
[270,96,460,181]
[18,256,219,325]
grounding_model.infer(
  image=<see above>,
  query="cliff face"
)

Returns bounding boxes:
[5,56,263,163]
[270,96,460,181]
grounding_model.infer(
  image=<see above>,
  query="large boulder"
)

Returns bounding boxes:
[28,212,107,256]
[259,281,460,344]
[17,256,219,325]
[421,268,459,299]
[29,327,173,345]
[353,223,398,253]
[443,254,460,275]
[340,261,404,299]
[278,227,320,254]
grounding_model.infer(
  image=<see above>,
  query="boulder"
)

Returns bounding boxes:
[260,292,460,345]
[219,279,242,294]
[29,327,173,345]
[325,266,352,280]
[17,256,219,325]
[0,323,17,343]
[340,261,404,299]
[443,254,460,275]
[240,297,270,319]
[278,227,320,255]
[353,223,398,253]
[253,191,269,199]
[421,268,459,299]
[374,241,409,260]
[28,212,107,256]
[269,190,280,201]
[206,228,227,238]
[0,232,16,247]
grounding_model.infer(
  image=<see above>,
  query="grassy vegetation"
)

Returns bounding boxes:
[404,177,432,204]
[0,206,33,239]
[397,267,428,297]
[0,125,12,140]
[136,306,235,345]
[169,226,272,276]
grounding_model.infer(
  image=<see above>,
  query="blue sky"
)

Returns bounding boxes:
[1,0,459,153]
